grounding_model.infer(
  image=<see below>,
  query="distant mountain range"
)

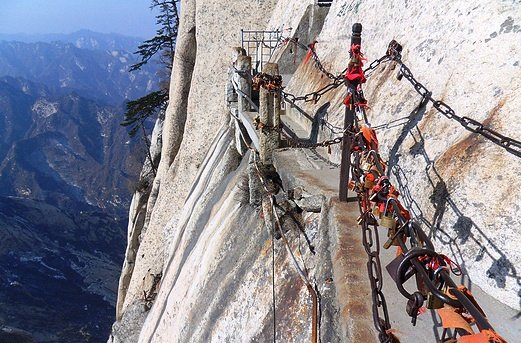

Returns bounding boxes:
[0,76,143,213]
[0,30,157,341]
[0,38,159,105]
[0,29,144,52]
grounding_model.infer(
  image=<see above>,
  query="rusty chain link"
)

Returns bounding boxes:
[386,40,521,158]
[280,37,345,81]
[348,130,395,343]
[349,113,501,341]
[372,115,412,131]
[279,36,389,105]
[350,138,500,341]
[364,54,391,78]
[276,125,343,149]
[253,114,343,150]
[360,210,394,342]
[253,72,283,91]
[281,81,343,104]
[232,35,509,341]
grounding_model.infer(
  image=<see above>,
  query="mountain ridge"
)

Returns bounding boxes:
[0,30,157,342]
[0,29,144,52]
[0,39,159,105]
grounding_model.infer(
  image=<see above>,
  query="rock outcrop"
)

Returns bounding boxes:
[110,1,521,342]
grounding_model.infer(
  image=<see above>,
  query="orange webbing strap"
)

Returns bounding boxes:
[360,125,379,152]
[304,49,313,64]
[437,287,507,343]
[437,306,474,334]
[386,189,411,222]
[437,286,479,333]
[458,330,507,343]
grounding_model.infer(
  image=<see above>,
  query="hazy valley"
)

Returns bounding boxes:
[0,31,157,342]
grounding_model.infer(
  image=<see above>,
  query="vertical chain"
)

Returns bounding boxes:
[353,158,395,342]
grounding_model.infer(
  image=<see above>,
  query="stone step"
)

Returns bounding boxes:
[280,111,310,142]
[272,148,340,199]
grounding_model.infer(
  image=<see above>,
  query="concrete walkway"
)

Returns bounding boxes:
[272,147,520,342]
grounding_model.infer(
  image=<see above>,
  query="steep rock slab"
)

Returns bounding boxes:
[119,0,280,315]
[137,148,376,342]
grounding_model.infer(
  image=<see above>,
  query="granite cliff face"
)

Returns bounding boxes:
[110,1,521,342]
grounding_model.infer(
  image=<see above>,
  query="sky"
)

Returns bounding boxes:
[0,0,158,38]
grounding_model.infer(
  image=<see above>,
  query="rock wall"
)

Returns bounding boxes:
[315,0,521,310]
[110,0,521,342]
[112,0,280,335]
[276,0,521,311]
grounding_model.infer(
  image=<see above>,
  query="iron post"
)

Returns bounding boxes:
[339,23,362,202]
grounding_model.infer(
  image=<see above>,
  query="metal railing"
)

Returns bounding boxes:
[241,29,281,74]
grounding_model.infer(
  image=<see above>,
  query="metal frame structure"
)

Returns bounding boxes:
[241,29,281,74]
[316,0,333,7]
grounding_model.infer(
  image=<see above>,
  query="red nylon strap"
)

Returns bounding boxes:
[345,43,367,83]
[304,41,317,64]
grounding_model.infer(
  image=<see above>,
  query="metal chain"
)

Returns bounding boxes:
[350,120,500,340]
[279,36,346,81]
[230,36,507,340]
[310,48,345,81]
[387,41,521,158]
[274,125,343,149]
[363,217,394,343]
[372,115,412,131]
[279,40,389,105]
[253,72,283,91]
[351,156,395,343]
[321,117,345,135]
[333,41,396,341]
[281,81,343,104]
[363,54,391,78]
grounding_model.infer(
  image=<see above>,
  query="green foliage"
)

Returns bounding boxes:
[122,1,179,176]
[129,0,179,72]
[122,0,179,133]
[121,90,168,137]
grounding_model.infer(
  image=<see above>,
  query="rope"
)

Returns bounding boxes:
[271,207,277,343]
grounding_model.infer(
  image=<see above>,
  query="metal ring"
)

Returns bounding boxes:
[395,248,460,306]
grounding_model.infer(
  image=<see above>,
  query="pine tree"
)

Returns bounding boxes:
[122,0,179,175]
[129,0,179,72]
